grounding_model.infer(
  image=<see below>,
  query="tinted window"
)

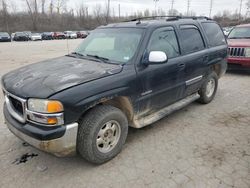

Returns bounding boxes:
[180,25,205,54]
[202,22,226,46]
[148,27,180,59]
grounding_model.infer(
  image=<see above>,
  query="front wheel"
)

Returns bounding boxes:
[198,72,218,104]
[77,105,128,164]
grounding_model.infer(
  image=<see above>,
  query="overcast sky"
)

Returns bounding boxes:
[12,0,249,17]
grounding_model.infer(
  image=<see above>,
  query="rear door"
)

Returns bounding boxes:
[177,24,208,96]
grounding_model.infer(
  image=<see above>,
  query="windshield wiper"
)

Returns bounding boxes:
[86,54,112,64]
[71,52,85,56]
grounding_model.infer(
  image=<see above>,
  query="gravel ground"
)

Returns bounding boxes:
[0,40,249,188]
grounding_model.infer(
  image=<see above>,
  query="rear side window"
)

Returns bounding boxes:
[179,25,205,54]
[148,27,180,59]
[202,22,226,47]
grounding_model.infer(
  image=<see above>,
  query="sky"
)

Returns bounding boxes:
[10,0,250,17]
[69,0,249,17]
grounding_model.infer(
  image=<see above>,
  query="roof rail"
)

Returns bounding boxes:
[125,15,212,23]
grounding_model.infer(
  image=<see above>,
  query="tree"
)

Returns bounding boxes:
[41,0,46,14]
[24,0,39,30]
[1,0,10,32]
[55,0,68,14]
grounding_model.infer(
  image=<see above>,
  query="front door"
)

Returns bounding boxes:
[136,26,186,117]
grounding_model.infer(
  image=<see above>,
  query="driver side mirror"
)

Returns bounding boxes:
[148,51,168,64]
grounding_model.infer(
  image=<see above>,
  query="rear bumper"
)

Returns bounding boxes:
[4,104,78,157]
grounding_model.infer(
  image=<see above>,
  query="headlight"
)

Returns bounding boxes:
[27,99,64,126]
[245,48,250,57]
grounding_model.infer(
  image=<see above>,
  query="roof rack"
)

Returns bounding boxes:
[125,16,212,23]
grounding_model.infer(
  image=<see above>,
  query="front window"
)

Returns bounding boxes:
[74,28,144,64]
[228,27,250,39]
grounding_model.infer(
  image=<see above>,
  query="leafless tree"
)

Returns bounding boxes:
[24,0,39,30]
[55,0,68,14]
[41,0,46,14]
[1,0,10,32]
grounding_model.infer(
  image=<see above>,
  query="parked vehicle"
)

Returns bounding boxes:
[227,24,250,70]
[77,31,89,38]
[53,32,66,39]
[31,33,42,41]
[2,16,227,164]
[13,32,29,41]
[42,32,53,40]
[23,31,32,40]
[64,31,77,39]
[0,32,11,42]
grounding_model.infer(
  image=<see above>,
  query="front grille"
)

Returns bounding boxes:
[8,95,24,115]
[3,88,27,123]
[228,47,246,57]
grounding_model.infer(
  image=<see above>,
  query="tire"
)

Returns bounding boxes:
[198,72,218,104]
[77,105,128,164]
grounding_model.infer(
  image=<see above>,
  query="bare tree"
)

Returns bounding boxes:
[55,0,68,14]
[1,0,10,32]
[24,0,39,30]
[41,0,46,14]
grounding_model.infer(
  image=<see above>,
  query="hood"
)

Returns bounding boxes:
[227,39,250,47]
[2,56,122,98]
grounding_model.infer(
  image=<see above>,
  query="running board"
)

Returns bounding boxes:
[133,93,200,128]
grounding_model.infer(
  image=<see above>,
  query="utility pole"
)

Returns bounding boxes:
[171,0,174,11]
[107,0,110,19]
[153,0,159,16]
[118,4,120,19]
[209,0,213,18]
[239,0,243,20]
[187,0,191,16]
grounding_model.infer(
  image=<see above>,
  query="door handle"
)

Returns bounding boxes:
[203,55,209,63]
[178,63,185,69]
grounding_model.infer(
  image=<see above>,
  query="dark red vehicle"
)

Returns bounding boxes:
[227,24,250,69]
[77,31,89,38]
[53,32,66,39]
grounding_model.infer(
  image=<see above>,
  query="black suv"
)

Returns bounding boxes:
[2,16,227,164]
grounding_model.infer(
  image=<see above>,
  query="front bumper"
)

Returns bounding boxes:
[227,57,250,68]
[4,104,78,157]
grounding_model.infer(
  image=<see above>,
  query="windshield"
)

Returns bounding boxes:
[228,27,250,39]
[0,32,9,37]
[74,28,144,64]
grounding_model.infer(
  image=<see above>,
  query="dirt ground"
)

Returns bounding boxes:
[0,40,249,188]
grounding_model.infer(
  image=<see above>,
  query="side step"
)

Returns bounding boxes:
[134,93,200,128]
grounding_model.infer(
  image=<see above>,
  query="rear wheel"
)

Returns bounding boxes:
[77,105,128,164]
[198,72,218,104]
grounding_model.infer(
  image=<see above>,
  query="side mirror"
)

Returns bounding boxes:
[148,51,168,64]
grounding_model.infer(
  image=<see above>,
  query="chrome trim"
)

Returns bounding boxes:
[141,90,153,96]
[228,47,246,57]
[133,93,200,128]
[26,110,64,126]
[3,88,27,123]
[185,75,203,86]
[6,121,78,157]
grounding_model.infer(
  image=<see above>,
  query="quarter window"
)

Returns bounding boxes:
[180,25,205,54]
[148,27,180,59]
[202,22,226,47]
